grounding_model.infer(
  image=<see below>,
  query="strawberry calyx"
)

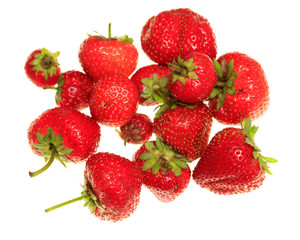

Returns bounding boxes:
[207,58,238,110]
[30,48,60,80]
[139,137,191,176]
[29,127,73,177]
[140,73,170,105]
[43,74,65,103]
[45,181,105,213]
[92,23,134,43]
[241,117,278,174]
[168,56,199,85]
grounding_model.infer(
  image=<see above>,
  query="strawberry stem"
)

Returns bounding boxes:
[45,196,86,213]
[29,147,56,177]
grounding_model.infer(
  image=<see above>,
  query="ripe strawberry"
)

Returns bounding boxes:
[25,48,61,88]
[208,52,270,125]
[169,52,218,103]
[130,64,172,106]
[27,107,101,177]
[133,137,191,203]
[44,70,93,110]
[153,102,213,161]
[141,8,217,65]
[89,75,139,127]
[192,118,277,195]
[116,113,153,145]
[45,152,143,222]
[78,23,138,82]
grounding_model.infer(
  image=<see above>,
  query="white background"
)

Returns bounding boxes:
[1,0,299,239]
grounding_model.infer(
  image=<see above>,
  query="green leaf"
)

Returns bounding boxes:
[139,152,154,161]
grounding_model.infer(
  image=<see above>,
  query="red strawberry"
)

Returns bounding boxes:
[25,48,61,88]
[45,152,143,222]
[130,64,172,106]
[89,75,139,127]
[27,107,101,177]
[208,52,270,125]
[153,102,213,161]
[44,70,93,110]
[192,118,277,195]
[78,23,138,82]
[141,8,217,65]
[116,113,153,145]
[169,52,218,103]
[133,137,191,203]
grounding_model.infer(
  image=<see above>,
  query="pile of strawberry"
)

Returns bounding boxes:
[25,8,277,222]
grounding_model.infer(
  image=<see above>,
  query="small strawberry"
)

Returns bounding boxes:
[169,53,218,103]
[44,70,93,110]
[78,23,138,82]
[153,102,213,161]
[133,137,191,203]
[25,48,61,88]
[192,118,277,195]
[116,113,153,145]
[28,107,101,177]
[89,75,139,127]
[207,52,270,125]
[45,152,143,222]
[141,8,217,65]
[130,64,172,106]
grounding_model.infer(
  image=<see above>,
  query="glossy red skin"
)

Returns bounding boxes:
[208,52,270,125]
[192,127,266,195]
[57,70,93,110]
[130,64,172,106]
[89,75,139,127]
[27,107,101,163]
[141,8,217,65]
[133,142,191,203]
[119,113,153,144]
[153,103,213,161]
[84,152,143,222]
[170,52,218,103]
[25,49,61,88]
[78,35,138,82]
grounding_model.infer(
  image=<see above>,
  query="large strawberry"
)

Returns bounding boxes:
[153,102,213,161]
[28,107,101,177]
[130,64,172,106]
[45,152,143,222]
[169,52,218,103]
[44,70,93,110]
[89,75,139,127]
[116,113,153,145]
[208,52,270,125]
[141,8,217,65]
[78,23,138,82]
[133,137,191,203]
[25,48,61,88]
[192,118,277,195]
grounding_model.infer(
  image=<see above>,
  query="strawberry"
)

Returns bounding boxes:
[44,70,93,110]
[130,64,172,106]
[192,118,277,195]
[141,8,217,65]
[78,23,138,83]
[208,52,270,125]
[24,48,61,88]
[116,113,153,145]
[169,53,218,103]
[153,102,213,161]
[89,75,139,127]
[27,107,101,177]
[133,137,191,203]
[45,152,143,222]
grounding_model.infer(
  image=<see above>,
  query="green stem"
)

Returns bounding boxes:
[29,147,56,177]
[45,196,85,213]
